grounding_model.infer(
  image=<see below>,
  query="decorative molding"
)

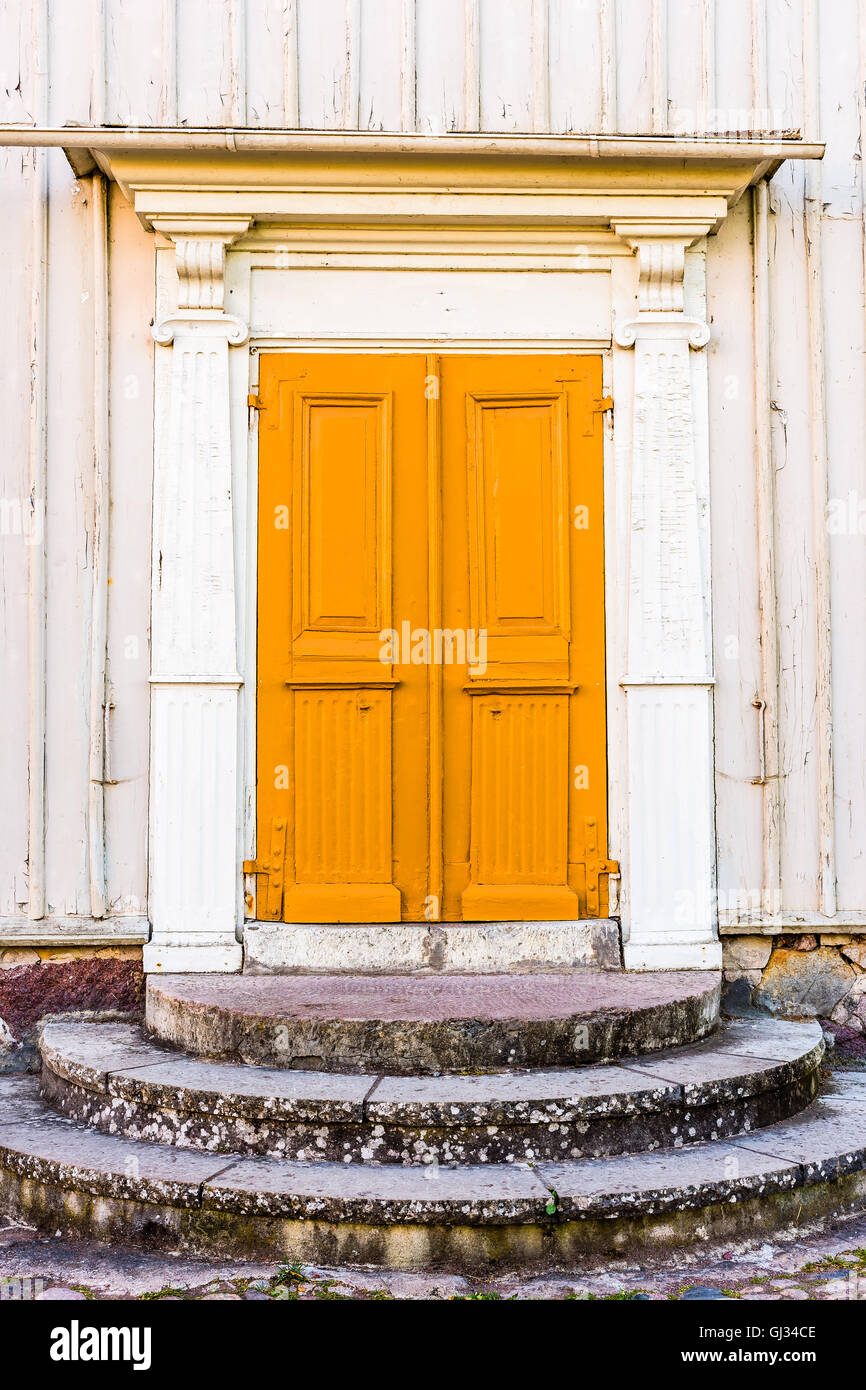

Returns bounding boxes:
[152,311,248,347]
[614,314,710,349]
[613,225,712,347]
[151,221,251,345]
[624,353,709,676]
[175,236,232,309]
[634,237,687,312]
[149,215,252,242]
[150,333,239,678]
[43,141,808,241]
[616,227,719,970]
[145,226,247,974]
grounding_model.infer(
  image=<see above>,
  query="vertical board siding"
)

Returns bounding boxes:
[43,153,94,917]
[176,0,233,126]
[105,0,163,126]
[614,0,655,134]
[297,0,359,129]
[46,0,94,125]
[769,158,821,912]
[803,0,835,917]
[244,0,289,126]
[25,0,48,920]
[666,0,711,135]
[415,0,466,133]
[478,0,535,133]
[5,0,811,138]
[819,0,866,911]
[706,204,764,910]
[103,186,154,916]
[712,0,755,130]
[358,0,407,132]
[0,149,35,914]
[3,0,866,930]
[765,0,803,135]
[547,0,603,133]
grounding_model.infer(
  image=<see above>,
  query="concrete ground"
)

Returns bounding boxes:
[2,1043,863,1304]
[1,1208,865,1301]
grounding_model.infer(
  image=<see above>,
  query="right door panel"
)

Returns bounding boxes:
[440,356,611,922]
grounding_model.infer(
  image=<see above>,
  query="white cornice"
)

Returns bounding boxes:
[0,126,825,169]
[0,125,822,240]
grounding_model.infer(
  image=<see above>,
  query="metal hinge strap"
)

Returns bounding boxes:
[243,817,287,918]
[584,816,620,917]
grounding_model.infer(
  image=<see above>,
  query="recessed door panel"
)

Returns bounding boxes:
[294,394,390,659]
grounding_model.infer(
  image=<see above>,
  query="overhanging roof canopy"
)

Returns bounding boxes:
[0,127,823,237]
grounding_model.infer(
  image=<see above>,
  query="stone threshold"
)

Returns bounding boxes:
[243,920,622,975]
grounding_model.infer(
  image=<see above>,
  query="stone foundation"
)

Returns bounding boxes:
[722,934,866,1038]
[0,953,144,1070]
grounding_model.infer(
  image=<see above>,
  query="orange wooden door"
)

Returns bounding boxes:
[252,353,611,924]
[254,355,429,922]
[439,356,612,921]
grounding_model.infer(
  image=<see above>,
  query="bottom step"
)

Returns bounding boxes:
[1,1074,865,1270]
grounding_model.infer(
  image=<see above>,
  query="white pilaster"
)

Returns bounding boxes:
[614,223,722,971]
[144,219,251,973]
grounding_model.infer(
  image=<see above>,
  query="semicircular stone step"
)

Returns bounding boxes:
[145,970,722,1073]
[2,1071,865,1268]
[39,1016,824,1164]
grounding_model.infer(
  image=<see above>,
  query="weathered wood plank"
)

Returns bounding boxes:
[415,0,465,133]
[105,0,164,125]
[707,203,765,913]
[548,0,603,134]
[297,0,359,129]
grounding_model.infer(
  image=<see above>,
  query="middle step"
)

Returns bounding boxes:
[40,1017,823,1166]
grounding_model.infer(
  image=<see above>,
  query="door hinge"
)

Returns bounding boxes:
[248,392,264,426]
[581,395,613,436]
[584,816,619,917]
[243,817,287,919]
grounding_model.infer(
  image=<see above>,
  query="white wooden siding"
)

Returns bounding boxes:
[1,0,864,933]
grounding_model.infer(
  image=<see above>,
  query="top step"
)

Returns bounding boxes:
[146,970,721,1074]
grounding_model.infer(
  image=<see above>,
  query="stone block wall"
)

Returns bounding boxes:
[723,934,866,1040]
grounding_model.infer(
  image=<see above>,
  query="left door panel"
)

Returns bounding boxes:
[254,355,430,922]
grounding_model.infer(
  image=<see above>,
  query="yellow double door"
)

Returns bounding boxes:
[253,353,613,924]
